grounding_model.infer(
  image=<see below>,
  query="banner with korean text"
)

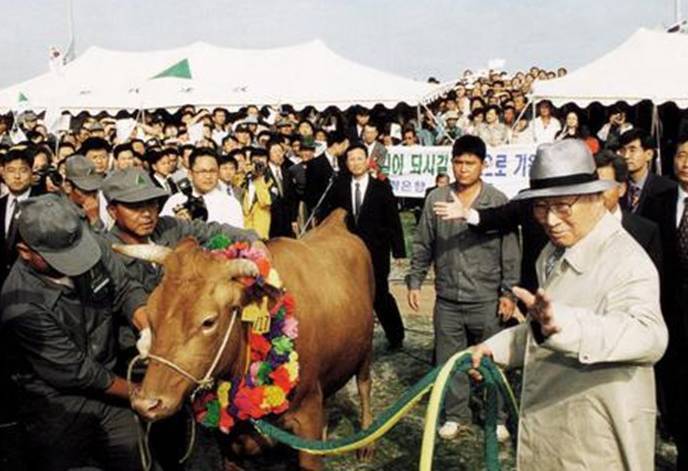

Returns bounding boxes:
[381,145,537,199]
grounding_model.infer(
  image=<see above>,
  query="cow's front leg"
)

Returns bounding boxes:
[290,385,325,471]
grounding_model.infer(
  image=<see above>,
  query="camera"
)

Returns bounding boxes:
[245,160,267,181]
[173,177,208,221]
[33,164,63,193]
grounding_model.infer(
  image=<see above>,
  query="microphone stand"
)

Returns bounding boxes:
[299,171,338,238]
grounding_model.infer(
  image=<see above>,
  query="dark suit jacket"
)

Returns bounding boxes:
[330,175,405,278]
[643,186,686,329]
[1,188,39,287]
[620,210,663,271]
[150,172,178,194]
[266,161,297,238]
[622,172,676,216]
[475,199,547,292]
[305,152,345,221]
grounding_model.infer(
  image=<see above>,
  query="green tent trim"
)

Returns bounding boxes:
[18,92,28,102]
[151,58,192,80]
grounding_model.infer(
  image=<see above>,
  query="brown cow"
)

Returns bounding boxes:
[120,209,374,470]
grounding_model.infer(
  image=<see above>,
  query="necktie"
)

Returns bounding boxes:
[274,168,283,196]
[677,197,688,269]
[354,182,362,222]
[628,184,641,212]
[544,246,565,280]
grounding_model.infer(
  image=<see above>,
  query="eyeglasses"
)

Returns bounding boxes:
[532,196,581,220]
[192,168,218,176]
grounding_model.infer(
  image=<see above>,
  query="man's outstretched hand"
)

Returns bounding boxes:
[433,191,467,220]
[512,286,561,337]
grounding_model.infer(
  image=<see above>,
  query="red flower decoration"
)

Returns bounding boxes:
[233,384,266,420]
[219,408,235,433]
[256,258,271,278]
[269,365,293,393]
[250,333,272,361]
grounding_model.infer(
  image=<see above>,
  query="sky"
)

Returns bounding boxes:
[0,0,678,87]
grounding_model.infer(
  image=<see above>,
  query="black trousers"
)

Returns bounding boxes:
[372,254,404,346]
[22,397,143,471]
[657,288,688,469]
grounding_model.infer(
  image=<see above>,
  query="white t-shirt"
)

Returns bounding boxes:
[161,185,244,228]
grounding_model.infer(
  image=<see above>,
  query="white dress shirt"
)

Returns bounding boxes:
[268,163,284,196]
[325,151,339,172]
[350,173,370,218]
[4,188,31,234]
[676,186,688,228]
[533,117,562,144]
[161,185,244,228]
[152,173,173,193]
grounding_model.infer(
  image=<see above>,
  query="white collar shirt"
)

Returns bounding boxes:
[676,186,688,228]
[5,188,31,234]
[161,185,244,228]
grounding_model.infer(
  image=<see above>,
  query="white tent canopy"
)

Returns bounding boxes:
[533,28,688,108]
[0,40,436,113]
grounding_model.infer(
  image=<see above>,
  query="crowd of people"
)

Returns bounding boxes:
[0,63,686,470]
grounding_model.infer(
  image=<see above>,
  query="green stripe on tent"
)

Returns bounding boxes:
[151,59,192,79]
[18,92,28,102]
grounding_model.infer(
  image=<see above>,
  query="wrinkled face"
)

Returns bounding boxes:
[452,153,484,187]
[532,194,605,247]
[109,200,160,238]
[131,242,249,420]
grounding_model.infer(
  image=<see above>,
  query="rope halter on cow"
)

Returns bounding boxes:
[127,306,240,401]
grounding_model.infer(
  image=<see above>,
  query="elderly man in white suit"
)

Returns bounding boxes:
[437,139,668,470]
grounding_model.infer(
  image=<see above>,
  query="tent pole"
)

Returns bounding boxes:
[652,103,663,175]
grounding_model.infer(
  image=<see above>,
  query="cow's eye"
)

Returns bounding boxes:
[201,316,218,330]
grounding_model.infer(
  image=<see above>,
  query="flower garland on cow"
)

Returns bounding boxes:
[192,234,299,434]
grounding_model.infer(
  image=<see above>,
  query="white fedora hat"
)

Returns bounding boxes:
[512,139,615,201]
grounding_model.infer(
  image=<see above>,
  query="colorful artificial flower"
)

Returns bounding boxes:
[194,236,301,434]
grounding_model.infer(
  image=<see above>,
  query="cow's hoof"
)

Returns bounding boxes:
[357,445,375,462]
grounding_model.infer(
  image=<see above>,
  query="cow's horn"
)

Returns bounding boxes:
[226,259,260,279]
[112,243,173,264]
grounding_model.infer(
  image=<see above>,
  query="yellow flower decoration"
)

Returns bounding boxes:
[262,385,287,409]
[217,381,232,408]
[266,268,283,288]
[286,351,300,382]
